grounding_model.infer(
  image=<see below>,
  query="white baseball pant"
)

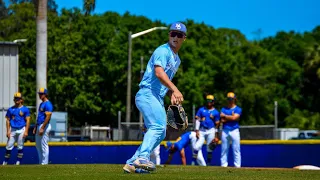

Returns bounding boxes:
[190,132,206,166]
[6,127,25,150]
[150,144,161,165]
[221,128,241,168]
[36,124,51,165]
[195,128,215,153]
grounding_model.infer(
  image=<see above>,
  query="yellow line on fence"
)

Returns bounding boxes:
[0,139,320,147]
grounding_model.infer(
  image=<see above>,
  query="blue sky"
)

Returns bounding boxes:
[56,0,319,40]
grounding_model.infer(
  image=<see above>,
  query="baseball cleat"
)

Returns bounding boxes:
[123,164,136,173]
[16,161,20,165]
[133,158,156,171]
[135,168,150,174]
[2,161,7,166]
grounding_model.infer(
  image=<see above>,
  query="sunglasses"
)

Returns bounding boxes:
[170,31,185,38]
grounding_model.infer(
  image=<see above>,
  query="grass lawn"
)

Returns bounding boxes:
[0,164,319,180]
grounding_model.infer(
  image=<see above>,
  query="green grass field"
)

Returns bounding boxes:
[0,164,319,180]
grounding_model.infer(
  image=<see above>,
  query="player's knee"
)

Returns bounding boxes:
[6,146,14,151]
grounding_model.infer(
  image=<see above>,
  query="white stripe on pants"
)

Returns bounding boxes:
[220,128,241,167]
[36,124,51,165]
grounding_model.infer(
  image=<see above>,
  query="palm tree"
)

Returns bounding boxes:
[36,0,47,110]
[83,0,96,16]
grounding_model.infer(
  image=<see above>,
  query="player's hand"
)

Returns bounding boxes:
[210,114,214,119]
[221,117,226,123]
[201,117,205,121]
[170,93,177,105]
[213,137,219,143]
[23,132,28,138]
[172,89,184,105]
[39,128,44,136]
[220,113,226,118]
[6,132,10,139]
[33,127,36,134]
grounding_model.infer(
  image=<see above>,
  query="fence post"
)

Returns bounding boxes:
[274,101,278,139]
[192,104,195,129]
[118,111,121,141]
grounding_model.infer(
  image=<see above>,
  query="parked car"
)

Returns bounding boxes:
[293,130,319,139]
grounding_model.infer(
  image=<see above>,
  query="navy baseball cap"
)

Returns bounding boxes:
[38,88,48,94]
[14,92,22,100]
[206,94,215,102]
[169,22,187,35]
[227,92,236,100]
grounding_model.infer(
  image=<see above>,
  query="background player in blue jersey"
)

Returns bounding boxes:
[33,88,53,165]
[194,94,220,165]
[123,22,187,174]
[220,92,242,168]
[2,92,30,165]
[164,131,206,166]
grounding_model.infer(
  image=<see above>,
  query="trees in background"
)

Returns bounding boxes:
[0,1,319,129]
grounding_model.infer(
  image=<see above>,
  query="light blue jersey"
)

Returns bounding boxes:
[139,43,181,104]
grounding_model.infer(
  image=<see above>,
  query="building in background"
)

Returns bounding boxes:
[0,42,19,143]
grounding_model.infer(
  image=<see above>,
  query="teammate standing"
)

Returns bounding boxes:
[2,92,30,165]
[123,22,187,173]
[220,92,242,168]
[164,131,206,166]
[34,88,53,165]
[194,94,220,165]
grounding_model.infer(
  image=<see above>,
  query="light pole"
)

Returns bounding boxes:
[13,39,28,43]
[139,56,144,128]
[12,39,27,93]
[126,27,168,126]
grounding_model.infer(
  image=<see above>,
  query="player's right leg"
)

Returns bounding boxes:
[192,132,205,165]
[2,129,16,165]
[230,128,241,168]
[196,149,206,166]
[35,126,43,164]
[132,89,166,171]
[220,129,230,167]
[206,129,215,165]
[16,127,26,165]
[41,124,51,165]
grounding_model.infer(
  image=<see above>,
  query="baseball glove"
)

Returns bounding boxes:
[166,105,188,131]
[209,141,218,151]
[209,138,219,151]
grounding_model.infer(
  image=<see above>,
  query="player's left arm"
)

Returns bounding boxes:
[41,103,53,130]
[214,111,221,140]
[179,148,187,165]
[23,108,31,138]
[224,108,242,121]
[165,152,174,165]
